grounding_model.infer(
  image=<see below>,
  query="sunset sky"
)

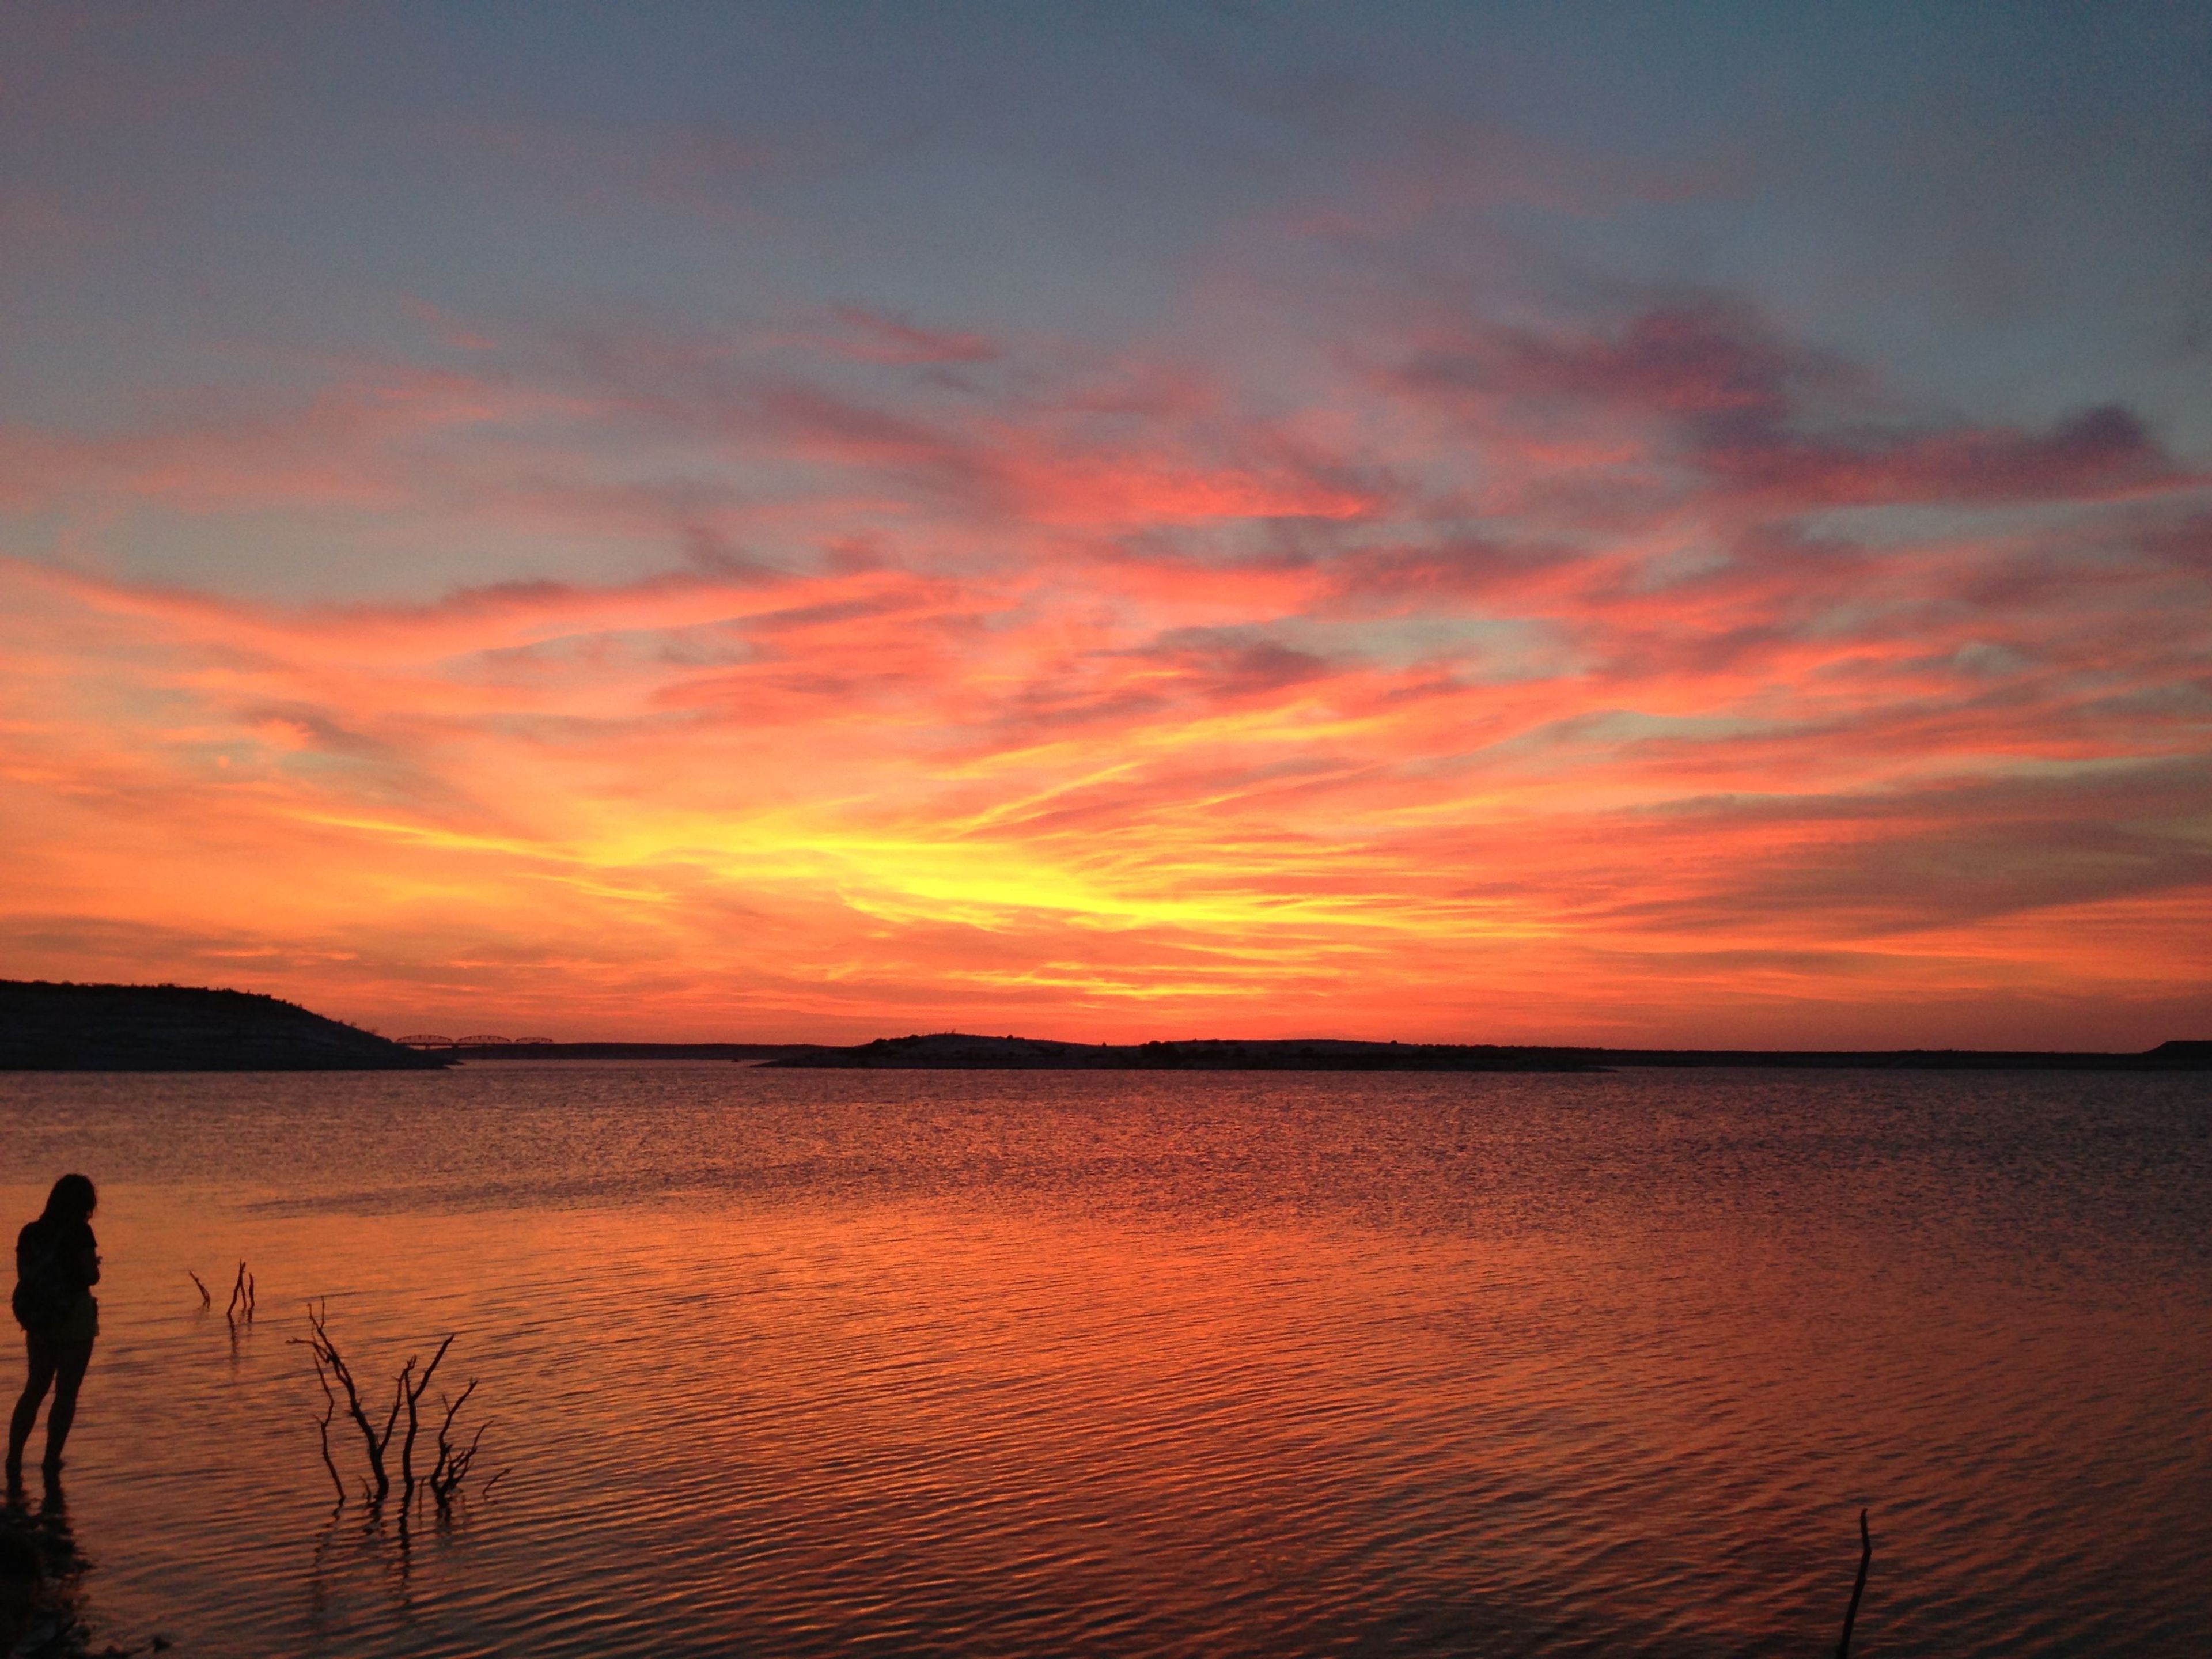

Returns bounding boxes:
[3,4,2208,1046]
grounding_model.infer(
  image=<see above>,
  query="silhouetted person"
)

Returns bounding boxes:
[7,1176,100,1488]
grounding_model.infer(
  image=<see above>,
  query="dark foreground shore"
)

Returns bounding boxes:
[0,1497,96,1658]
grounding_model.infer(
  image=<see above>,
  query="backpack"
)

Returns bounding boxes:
[12,1222,78,1333]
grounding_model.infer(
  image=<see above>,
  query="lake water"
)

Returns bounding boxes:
[0,1063,2205,1657]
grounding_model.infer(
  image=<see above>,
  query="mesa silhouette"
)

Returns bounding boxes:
[0,980,445,1071]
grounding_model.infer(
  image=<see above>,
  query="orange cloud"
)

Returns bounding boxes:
[2,297,2207,1046]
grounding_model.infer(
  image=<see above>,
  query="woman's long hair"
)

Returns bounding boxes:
[40,1174,96,1224]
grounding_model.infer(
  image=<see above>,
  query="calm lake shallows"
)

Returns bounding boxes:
[2,1063,2205,1657]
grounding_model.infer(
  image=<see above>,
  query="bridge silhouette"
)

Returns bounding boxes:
[396,1034,556,1050]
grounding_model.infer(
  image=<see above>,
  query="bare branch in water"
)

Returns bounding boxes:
[306,1350,344,1503]
[225,1260,254,1327]
[1836,1508,1872,1659]
[187,1271,212,1309]
[380,1363,409,1486]
[291,1301,397,1503]
[398,1334,456,1504]
[428,1381,486,1510]
[292,1305,497,1516]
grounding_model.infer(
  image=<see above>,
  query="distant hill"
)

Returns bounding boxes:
[0,980,447,1071]
[763,1033,1606,1071]
[766,1032,2212,1072]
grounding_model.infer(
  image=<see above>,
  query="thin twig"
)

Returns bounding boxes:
[307,1351,345,1503]
[398,1334,456,1505]
[187,1271,212,1309]
[429,1384,486,1509]
[226,1260,252,1326]
[1836,1508,1872,1659]
[378,1363,410,1488]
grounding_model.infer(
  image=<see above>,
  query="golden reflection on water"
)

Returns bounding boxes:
[0,1065,2206,1657]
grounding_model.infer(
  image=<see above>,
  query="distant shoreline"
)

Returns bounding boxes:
[5,982,2206,1072]
[753,1032,2212,1073]
[401,1035,2212,1071]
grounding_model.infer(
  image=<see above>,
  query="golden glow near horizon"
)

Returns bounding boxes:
[2,14,2209,1047]
[8,410,2208,1048]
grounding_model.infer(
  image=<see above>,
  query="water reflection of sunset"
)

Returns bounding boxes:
[9,1066,2205,1654]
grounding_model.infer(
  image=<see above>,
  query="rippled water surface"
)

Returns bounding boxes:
[0,1064,2206,1656]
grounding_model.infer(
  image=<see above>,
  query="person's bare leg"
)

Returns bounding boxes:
[40,1342,91,1477]
[7,1337,57,1487]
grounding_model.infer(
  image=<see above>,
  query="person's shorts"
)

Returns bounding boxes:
[58,1295,97,1344]
[24,1297,97,1347]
